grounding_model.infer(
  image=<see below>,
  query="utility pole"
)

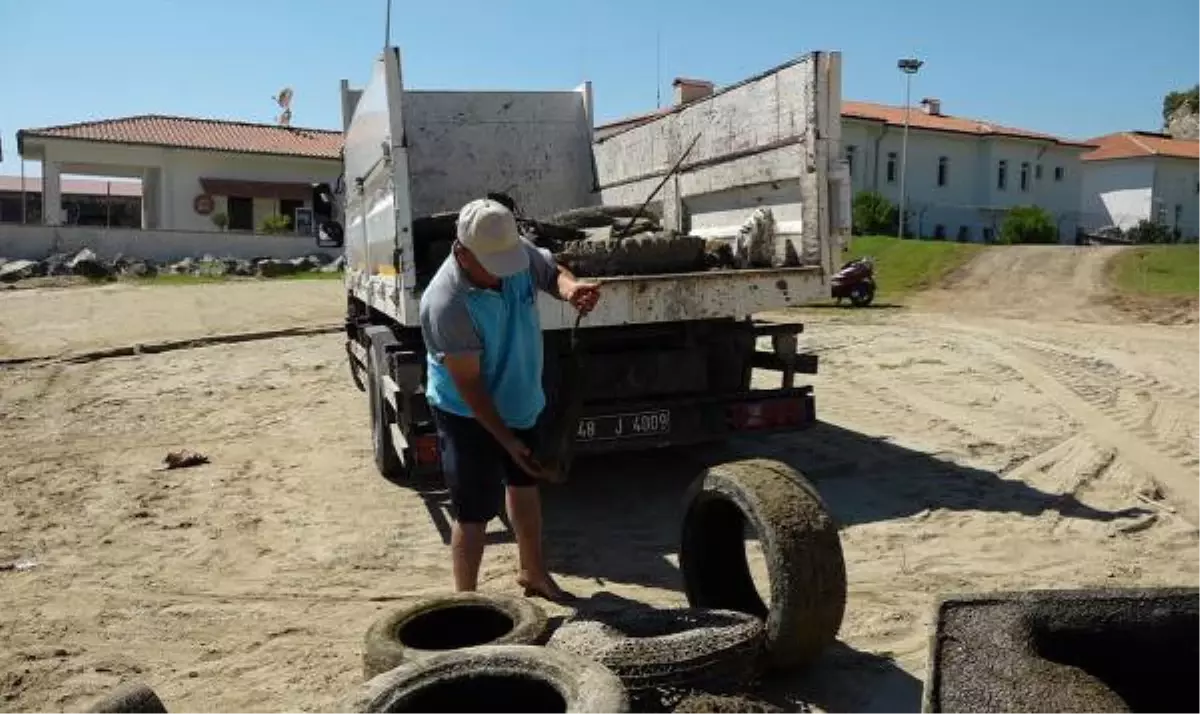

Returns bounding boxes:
[897,57,923,239]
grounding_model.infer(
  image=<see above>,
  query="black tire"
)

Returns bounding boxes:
[849,282,875,307]
[546,607,763,693]
[366,335,408,481]
[344,645,630,713]
[86,683,168,713]
[672,692,787,713]
[680,459,847,670]
[546,205,658,230]
[557,234,706,277]
[363,593,551,678]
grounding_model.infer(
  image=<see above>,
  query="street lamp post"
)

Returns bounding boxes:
[897,57,923,240]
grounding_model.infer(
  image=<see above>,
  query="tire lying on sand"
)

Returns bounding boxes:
[671,692,788,713]
[363,592,550,678]
[343,645,630,713]
[86,682,168,713]
[556,234,706,277]
[680,458,847,670]
[547,607,764,693]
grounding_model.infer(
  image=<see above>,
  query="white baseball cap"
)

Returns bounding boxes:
[457,198,528,278]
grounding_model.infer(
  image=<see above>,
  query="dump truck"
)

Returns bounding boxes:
[315,47,852,480]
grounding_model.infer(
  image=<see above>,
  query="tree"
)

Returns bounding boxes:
[852,191,898,236]
[1125,219,1177,244]
[999,205,1057,245]
[1162,85,1199,126]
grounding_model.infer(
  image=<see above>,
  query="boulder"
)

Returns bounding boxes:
[41,252,71,277]
[256,259,299,278]
[320,255,346,273]
[0,259,38,282]
[68,248,112,279]
[230,259,255,277]
[121,260,159,279]
[307,252,335,266]
[169,257,196,275]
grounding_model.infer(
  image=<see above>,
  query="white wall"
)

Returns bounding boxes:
[1153,157,1200,239]
[0,223,322,262]
[841,118,1085,241]
[36,138,339,232]
[1079,159,1155,231]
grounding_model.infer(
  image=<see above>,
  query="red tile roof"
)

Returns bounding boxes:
[842,101,1093,148]
[597,99,1092,148]
[18,115,342,159]
[1080,131,1200,162]
[0,175,142,197]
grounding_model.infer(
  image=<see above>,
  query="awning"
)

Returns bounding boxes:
[199,178,311,201]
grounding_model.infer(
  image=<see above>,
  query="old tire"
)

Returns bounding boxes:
[557,234,706,277]
[344,645,629,713]
[546,205,657,230]
[363,592,550,678]
[672,692,787,713]
[547,607,763,693]
[680,459,846,670]
[86,683,168,713]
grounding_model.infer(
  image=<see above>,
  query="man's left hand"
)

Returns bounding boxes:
[564,280,601,315]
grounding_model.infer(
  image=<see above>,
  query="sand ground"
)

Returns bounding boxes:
[1,247,1197,712]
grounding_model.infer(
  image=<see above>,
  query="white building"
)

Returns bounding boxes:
[1078,131,1199,239]
[16,115,341,233]
[841,99,1092,242]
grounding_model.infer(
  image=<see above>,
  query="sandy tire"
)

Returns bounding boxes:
[363,592,550,678]
[344,644,630,713]
[547,607,763,693]
[86,683,168,713]
[680,458,847,670]
[672,692,788,713]
[546,205,657,230]
[558,234,706,277]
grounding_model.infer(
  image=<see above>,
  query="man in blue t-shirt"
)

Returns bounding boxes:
[419,197,600,601]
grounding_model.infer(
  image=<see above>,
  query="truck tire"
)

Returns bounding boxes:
[86,683,168,713]
[365,332,408,482]
[343,645,629,713]
[363,592,550,678]
[546,205,658,230]
[547,607,763,693]
[672,692,788,713]
[680,459,846,670]
[557,234,706,277]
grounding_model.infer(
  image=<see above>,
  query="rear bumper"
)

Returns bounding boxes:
[572,387,815,455]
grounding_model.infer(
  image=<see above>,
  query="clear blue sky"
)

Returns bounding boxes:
[1,0,1196,177]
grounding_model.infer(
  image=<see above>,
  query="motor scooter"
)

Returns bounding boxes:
[831,256,876,307]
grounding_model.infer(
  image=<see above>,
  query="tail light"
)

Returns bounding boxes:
[413,434,440,466]
[729,398,805,431]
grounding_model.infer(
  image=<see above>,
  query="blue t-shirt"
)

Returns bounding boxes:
[418,239,560,429]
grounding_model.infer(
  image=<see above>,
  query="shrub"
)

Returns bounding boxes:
[999,205,1057,244]
[210,212,229,231]
[852,191,898,236]
[259,214,292,234]
[1125,219,1177,244]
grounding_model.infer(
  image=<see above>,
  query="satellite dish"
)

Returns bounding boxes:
[274,87,294,109]
[277,108,293,127]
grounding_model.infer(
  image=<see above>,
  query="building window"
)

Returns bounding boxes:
[279,199,304,231]
[1020,162,1030,192]
[886,152,898,183]
[997,161,1008,191]
[1175,204,1184,228]
[937,157,948,187]
[934,224,946,239]
[957,225,970,242]
[983,227,995,243]
[845,145,856,177]
[1035,164,1043,180]
[1054,166,1065,182]
[227,196,253,231]
[1155,201,1167,224]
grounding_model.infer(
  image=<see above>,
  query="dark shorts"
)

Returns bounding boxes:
[431,406,539,524]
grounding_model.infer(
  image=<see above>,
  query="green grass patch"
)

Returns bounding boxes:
[1107,245,1199,298]
[844,235,984,298]
[128,271,344,286]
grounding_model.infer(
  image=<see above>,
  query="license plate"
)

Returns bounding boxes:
[576,410,671,442]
